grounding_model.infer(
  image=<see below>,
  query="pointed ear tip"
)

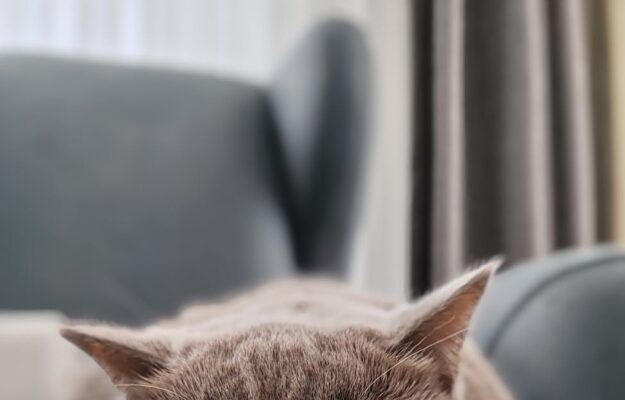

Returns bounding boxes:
[463,256,503,289]
[60,326,75,339]
[59,326,85,344]
[478,256,505,275]
[59,324,101,346]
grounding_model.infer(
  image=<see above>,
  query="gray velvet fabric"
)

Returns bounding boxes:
[0,56,293,323]
[471,246,625,399]
[0,20,369,323]
[270,21,370,272]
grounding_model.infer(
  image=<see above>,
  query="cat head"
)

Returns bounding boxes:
[61,260,500,400]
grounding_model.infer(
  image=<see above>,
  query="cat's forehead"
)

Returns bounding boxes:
[175,324,387,379]
[145,325,444,400]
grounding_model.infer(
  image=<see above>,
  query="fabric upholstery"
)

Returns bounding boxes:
[269,20,370,272]
[0,55,292,323]
[0,20,369,323]
[471,246,625,399]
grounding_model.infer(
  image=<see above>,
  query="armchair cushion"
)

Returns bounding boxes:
[471,246,625,399]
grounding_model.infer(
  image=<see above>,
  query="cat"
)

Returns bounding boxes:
[61,259,513,400]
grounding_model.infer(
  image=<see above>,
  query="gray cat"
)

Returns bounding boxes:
[61,260,513,400]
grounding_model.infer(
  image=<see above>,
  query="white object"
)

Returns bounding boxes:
[0,311,93,400]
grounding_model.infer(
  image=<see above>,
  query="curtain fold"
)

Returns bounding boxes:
[549,0,597,247]
[607,0,625,245]
[411,0,610,290]
[588,1,612,243]
[501,0,555,262]
[430,0,466,286]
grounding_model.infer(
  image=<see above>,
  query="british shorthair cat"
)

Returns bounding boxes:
[61,260,513,400]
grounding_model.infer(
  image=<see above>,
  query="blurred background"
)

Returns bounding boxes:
[1,0,625,399]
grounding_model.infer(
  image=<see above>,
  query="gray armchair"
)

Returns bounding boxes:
[472,246,625,399]
[0,20,370,324]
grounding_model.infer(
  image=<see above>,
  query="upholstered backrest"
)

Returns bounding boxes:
[472,247,625,399]
[0,55,294,322]
[0,20,370,323]
[270,20,371,272]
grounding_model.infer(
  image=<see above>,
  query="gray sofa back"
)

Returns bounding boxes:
[0,20,370,323]
[472,246,625,399]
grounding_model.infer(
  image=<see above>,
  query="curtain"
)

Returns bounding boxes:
[411,0,612,291]
[607,0,625,246]
[0,0,285,82]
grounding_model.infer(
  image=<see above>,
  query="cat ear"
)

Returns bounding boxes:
[388,258,502,390]
[60,324,171,386]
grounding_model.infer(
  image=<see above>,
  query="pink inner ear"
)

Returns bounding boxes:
[60,327,168,385]
[389,263,495,390]
[85,340,164,383]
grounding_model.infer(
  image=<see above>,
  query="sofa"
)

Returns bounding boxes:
[0,20,370,324]
[472,246,625,399]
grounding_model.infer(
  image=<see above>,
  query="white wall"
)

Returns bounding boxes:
[0,0,413,298]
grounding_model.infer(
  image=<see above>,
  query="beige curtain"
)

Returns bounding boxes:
[607,0,625,245]
[411,0,610,290]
